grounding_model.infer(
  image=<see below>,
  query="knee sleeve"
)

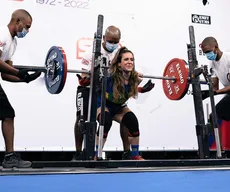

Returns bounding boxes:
[121,112,139,137]
[97,111,113,138]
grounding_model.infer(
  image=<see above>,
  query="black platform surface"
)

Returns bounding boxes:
[31,158,230,168]
[1,158,230,176]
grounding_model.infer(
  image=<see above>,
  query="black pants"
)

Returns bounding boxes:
[215,94,230,121]
[0,84,15,120]
[76,86,90,121]
[97,98,127,117]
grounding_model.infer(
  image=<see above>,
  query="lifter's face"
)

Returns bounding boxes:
[15,16,32,36]
[103,34,120,44]
[201,44,216,54]
[118,52,134,72]
[103,34,120,52]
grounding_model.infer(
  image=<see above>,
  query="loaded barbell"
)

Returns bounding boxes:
[15,46,89,94]
[15,65,89,74]
[14,46,208,99]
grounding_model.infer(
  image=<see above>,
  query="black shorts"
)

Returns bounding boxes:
[215,94,230,121]
[97,98,127,117]
[76,86,90,121]
[0,84,15,120]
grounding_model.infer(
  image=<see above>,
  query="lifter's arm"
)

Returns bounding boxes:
[76,55,91,86]
[0,50,19,76]
[137,71,155,93]
[81,72,90,79]
[211,77,230,94]
[216,86,230,94]
[214,76,230,94]
[212,77,219,91]
[1,60,25,82]
[137,72,143,85]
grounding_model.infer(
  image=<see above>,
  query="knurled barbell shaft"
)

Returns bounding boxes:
[14,65,209,84]
[142,74,176,81]
[14,65,90,74]
[14,64,211,90]
[14,65,179,80]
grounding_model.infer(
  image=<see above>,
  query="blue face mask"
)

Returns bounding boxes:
[206,51,217,61]
[17,28,28,38]
[105,42,119,52]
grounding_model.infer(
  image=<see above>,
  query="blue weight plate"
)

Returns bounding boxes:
[44,46,67,94]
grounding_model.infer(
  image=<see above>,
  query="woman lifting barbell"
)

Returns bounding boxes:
[95,46,155,160]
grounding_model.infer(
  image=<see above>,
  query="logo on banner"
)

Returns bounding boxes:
[76,38,124,60]
[76,38,93,60]
[191,14,211,25]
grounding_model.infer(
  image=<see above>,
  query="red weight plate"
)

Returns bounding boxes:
[44,46,68,94]
[162,58,189,100]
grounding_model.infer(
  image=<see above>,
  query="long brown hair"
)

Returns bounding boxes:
[110,46,139,102]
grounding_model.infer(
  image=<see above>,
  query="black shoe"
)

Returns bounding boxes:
[122,151,132,160]
[2,153,31,168]
[71,151,84,161]
[221,151,228,159]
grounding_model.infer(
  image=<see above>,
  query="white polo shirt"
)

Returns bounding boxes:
[0,26,17,62]
[209,52,230,87]
[80,44,120,71]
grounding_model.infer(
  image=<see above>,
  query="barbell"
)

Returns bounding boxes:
[15,65,89,74]
[14,46,207,99]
